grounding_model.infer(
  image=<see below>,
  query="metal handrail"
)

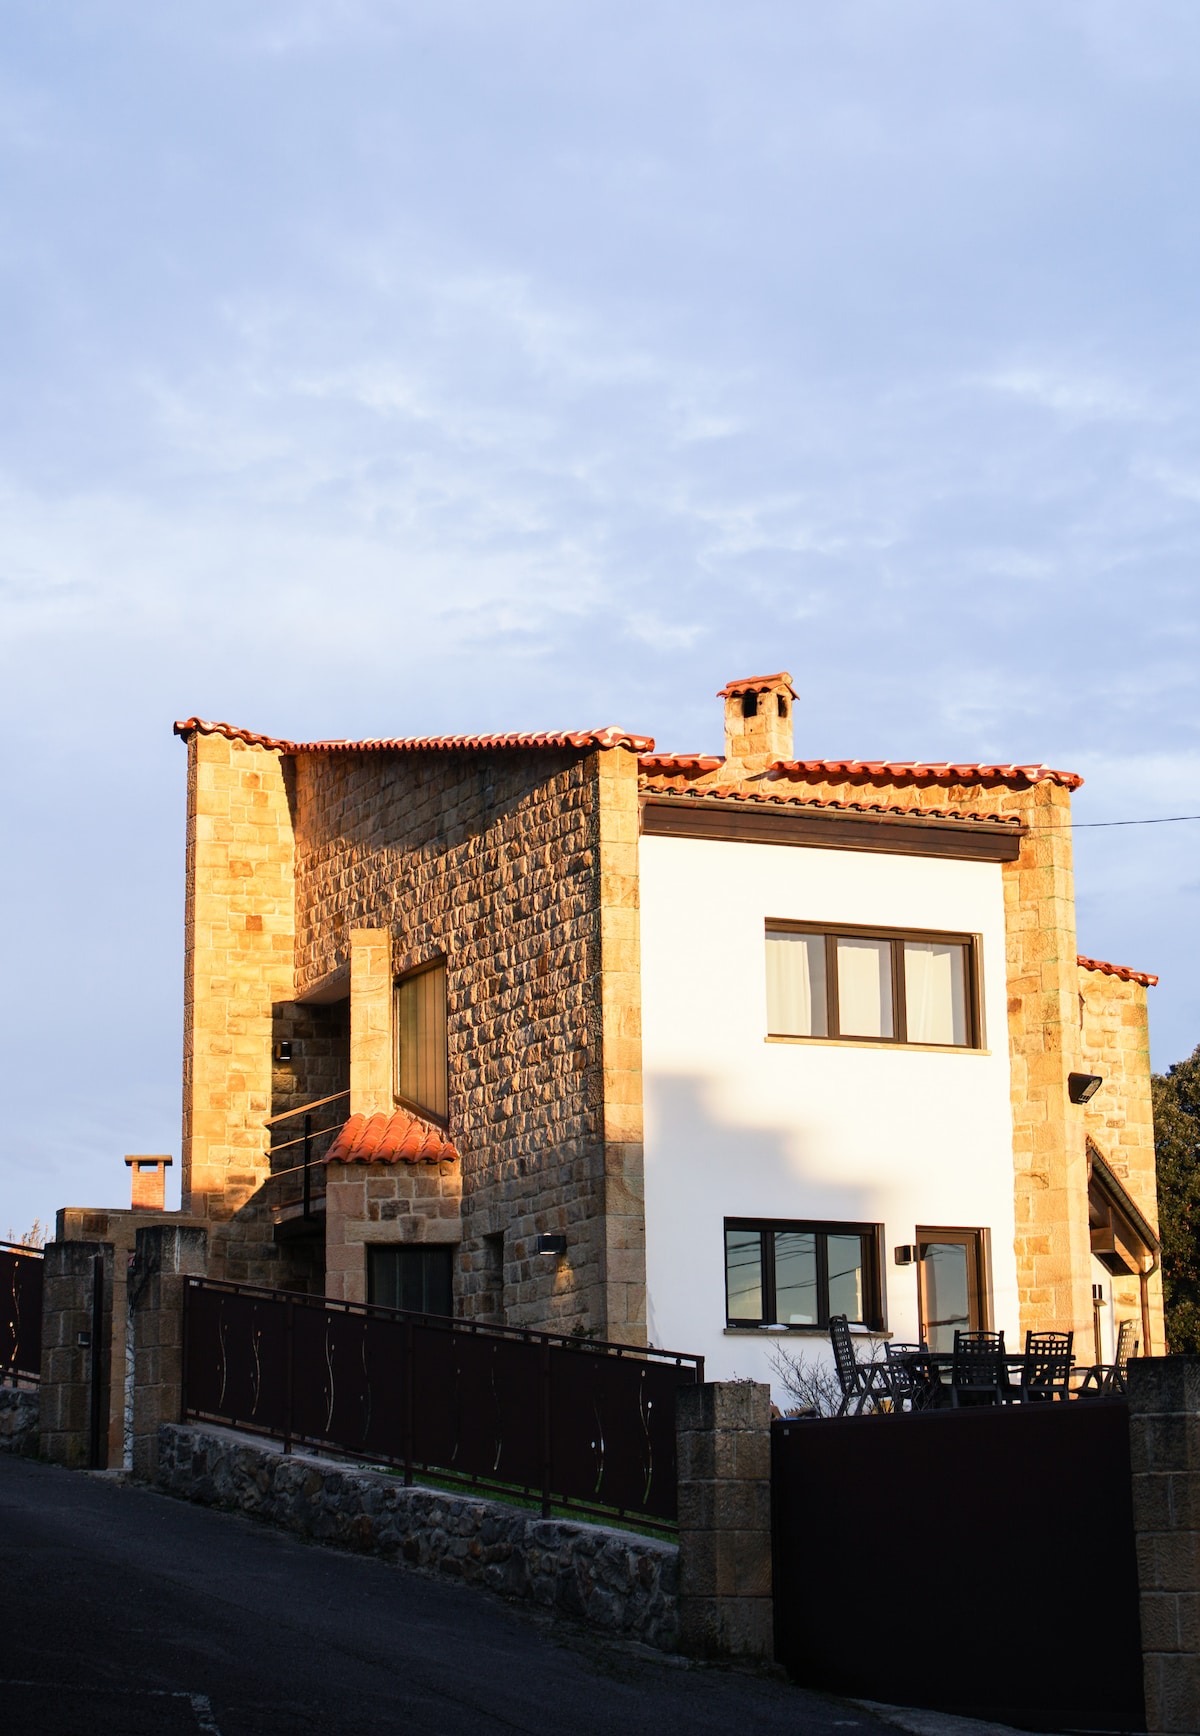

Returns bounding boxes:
[263,1089,350,1128]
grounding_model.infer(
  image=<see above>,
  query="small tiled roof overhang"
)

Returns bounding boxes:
[174,719,654,755]
[768,758,1084,791]
[325,1108,459,1165]
[1078,954,1159,988]
[716,672,799,700]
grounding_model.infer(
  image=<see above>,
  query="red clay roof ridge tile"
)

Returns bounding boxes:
[325,1107,459,1166]
[1077,954,1159,988]
[175,718,654,755]
[768,758,1084,791]
[716,671,799,700]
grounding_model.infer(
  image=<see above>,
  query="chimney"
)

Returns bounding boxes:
[125,1155,172,1212]
[717,672,797,778]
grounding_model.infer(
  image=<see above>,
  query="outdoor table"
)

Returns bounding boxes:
[893,1348,1076,1406]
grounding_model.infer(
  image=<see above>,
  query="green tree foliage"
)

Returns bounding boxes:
[1154,1045,1200,1353]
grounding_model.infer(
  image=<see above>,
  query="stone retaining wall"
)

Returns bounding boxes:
[0,1388,40,1456]
[156,1423,678,1651]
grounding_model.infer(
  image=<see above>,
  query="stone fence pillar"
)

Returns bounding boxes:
[675,1380,773,1662]
[129,1223,207,1481]
[1129,1356,1200,1734]
[38,1240,113,1469]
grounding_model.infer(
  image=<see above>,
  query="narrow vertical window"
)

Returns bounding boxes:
[765,931,828,1036]
[395,960,448,1121]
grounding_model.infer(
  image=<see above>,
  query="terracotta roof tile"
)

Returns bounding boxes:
[174,719,654,755]
[716,672,798,700]
[768,758,1084,792]
[1077,954,1159,989]
[638,754,724,773]
[640,782,1023,826]
[325,1108,459,1166]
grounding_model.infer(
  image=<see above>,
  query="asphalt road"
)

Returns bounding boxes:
[0,1454,887,1736]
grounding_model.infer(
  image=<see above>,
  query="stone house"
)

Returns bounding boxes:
[152,674,1161,1387]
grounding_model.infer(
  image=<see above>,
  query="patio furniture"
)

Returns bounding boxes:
[829,1314,891,1417]
[950,1329,1009,1407]
[882,1341,936,1411]
[1078,1319,1138,1397]
[1016,1330,1073,1403]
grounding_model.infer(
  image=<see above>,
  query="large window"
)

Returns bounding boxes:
[725,1218,883,1330]
[394,959,448,1120]
[367,1244,454,1316]
[765,922,979,1048]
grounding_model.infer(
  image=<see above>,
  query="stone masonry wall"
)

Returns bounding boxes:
[1080,964,1165,1352]
[183,731,296,1246]
[325,1160,462,1304]
[288,744,645,1341]
[0,1388,39,1456]
[156,1423,678,1651]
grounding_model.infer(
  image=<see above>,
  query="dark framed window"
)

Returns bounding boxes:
[367,1244,454,1317]
[724,1218,884,1330]
[765,921,982,1048]
[394,958,448,1121]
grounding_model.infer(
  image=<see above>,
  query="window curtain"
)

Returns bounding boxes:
[904,941,967,1045]
[765,931,827,1035]
[836,937,893,1037]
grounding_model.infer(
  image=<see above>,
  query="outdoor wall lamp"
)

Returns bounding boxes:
[535,1234,567,1256]
[274,1040,293,1062]
[893,1245,916,1266]
[1069,1072,1104,1105]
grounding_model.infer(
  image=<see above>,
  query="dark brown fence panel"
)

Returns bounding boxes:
[772,1402,1144,1734]
[0,1242,44,1383]
[182,1279,702,1526]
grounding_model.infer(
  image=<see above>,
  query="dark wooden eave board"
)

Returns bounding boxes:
[639,795,1025,862]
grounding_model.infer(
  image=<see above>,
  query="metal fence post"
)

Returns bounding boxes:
[283,1292,294,1455]
[302,1113,312,1220]
[403,1316,414,1486]
[87,1252,105,1470]
[541,1336,552,1518]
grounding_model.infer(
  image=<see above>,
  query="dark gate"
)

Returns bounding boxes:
[0,1241,43,1383]
[182,1279,703,1526]
[772,1402,1144,1734]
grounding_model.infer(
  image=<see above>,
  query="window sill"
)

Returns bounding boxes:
[765,1036,990,1056]
[724,1325,893,1339]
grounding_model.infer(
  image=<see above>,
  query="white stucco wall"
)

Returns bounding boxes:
[639,832,1016,1404]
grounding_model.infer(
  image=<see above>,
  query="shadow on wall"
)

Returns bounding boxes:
[645,1068,880,1224]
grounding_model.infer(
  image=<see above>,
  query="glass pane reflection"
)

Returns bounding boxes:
[725,1228,763,1321]
[922,1241,971,1352]
[774,1231,818,1324]
[827,1235,865,1322]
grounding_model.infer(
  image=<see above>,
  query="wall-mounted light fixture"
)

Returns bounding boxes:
[535,1233,567,1257]
[274,1040,293,1062]
[1068,1072,1104,1105]
[893,1245,916,1266]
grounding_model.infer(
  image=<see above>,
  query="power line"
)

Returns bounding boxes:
[1075,815,1200,828]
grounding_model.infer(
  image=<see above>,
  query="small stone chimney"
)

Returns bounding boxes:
[125,1155,172,1212]
[718,672,797,778]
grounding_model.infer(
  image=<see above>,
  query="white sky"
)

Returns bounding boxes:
[3,3,1199,1231]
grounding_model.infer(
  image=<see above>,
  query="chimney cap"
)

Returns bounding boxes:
[124,1154,174,1168]
[716,672,798,701]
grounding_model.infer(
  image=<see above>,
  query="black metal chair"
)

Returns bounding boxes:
[882,1341,936,1411]
[829,1314,890,1416]
[950,1329,1009,1407]
[1016,1330,1073,1402]
[1079,1319,1137,1397]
